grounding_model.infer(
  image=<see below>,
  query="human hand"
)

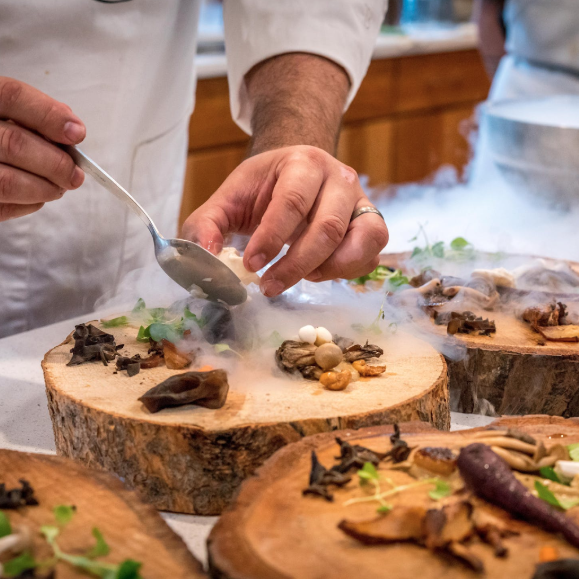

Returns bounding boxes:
[0,77,86,222]
[182,145,389,297]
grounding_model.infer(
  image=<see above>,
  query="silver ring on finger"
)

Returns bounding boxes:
[350,206,384,222]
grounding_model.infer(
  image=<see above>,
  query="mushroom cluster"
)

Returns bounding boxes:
[275,326,385,391]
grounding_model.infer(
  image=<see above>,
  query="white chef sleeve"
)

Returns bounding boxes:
[223,0,388,134]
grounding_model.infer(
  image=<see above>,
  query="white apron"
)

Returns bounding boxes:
[0,0,386,338]
[0,0,200,337]
[471,0,579,181]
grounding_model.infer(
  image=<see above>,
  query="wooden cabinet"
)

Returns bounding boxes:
[179,49,490,227]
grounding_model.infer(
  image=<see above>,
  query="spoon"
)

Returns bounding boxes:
[64,145,247,306]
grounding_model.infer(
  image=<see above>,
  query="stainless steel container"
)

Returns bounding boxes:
[482,96,579,208]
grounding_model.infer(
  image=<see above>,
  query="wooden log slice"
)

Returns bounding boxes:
[0,449,205,578]
[208,415,579,579]
[380,252,579,417]
[42,324,449,516]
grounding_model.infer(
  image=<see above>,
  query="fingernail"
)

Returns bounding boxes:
[261,279,285,297]
[64,121,85,143]
[70,166,84,188]
[248,253,266,272]
[307,269,322,282]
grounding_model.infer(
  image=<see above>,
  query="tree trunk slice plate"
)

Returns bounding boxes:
[208,415,579,579]
[42,324,449,515]
[380,252,579,417]
[0,449,204,578]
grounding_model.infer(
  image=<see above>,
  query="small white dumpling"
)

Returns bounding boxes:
[217,247,260,286]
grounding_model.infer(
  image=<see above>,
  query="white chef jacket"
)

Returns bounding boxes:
[471,0,579,181]
[0,0,387,338]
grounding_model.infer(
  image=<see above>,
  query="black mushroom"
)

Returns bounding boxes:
[67,323,121,366]
[116,355,142,377]
[302,451,351,502]
[532,560,579,579]
[434,311,496,336]
[138,370,229,413]
[332,438,388,473]
[457,443,579,549]
[0,479,38,509]
[201,302,235,344]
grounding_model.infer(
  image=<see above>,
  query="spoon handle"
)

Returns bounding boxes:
[63,145,160,238]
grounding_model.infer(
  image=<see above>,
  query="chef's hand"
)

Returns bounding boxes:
[183,145,389,296]
[0,77,85,222]
[182,53,389,296]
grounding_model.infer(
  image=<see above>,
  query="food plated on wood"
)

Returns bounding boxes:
[43,287,449,514]
[208,416,579,579]
[353,237,579,417]
[0,449,204,579]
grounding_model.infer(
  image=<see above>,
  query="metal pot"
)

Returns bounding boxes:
[482,96,579,208]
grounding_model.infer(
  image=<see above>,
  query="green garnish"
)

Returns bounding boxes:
[357,462,380,482]
[100,316,129,328]
[54,504,76,525]
[86,528,110,559]
[214,344,243,358]
[409,224,474,262]
[2,552,37,577]
[41,523,142,579]
[568,443,579,462]
[535,481,579,510]
[136,325,151,343]
[0,511,12,538]
[349,266,409,289]
[132,298,146,314]
[183,306,207,329]
[428,479,452,501]
[540,466,561,483]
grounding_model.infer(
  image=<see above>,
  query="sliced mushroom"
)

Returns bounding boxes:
[351,359,386,377]
[338,506,427,545]
[476,437,537,456]
[490,446,539,472]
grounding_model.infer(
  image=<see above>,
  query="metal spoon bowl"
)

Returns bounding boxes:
[65,145,247,306]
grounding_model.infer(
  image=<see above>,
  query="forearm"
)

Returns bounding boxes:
[245,53,350,156]
[473,0,507,78]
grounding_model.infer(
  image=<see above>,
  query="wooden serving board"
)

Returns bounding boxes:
[0,449,205,578]
[208,415,579,579]
[42,323,449,516]
[380,252,579,417]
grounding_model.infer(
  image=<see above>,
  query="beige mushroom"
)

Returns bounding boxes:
[490,446,539,472]
[320,370,350,391]
[314,343,343,371]
[476,437,537,456]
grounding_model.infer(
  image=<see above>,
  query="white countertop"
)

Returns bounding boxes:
[196,23,479,79]
[0,312,492,571]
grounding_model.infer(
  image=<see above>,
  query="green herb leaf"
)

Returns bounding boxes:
[136,325,151,343]
[264,331,284,348]
[148,322,181,344]
[429,479,452,501]
[0,511,12,538]
[376,504,392,514]
[132,298,146,313]
[535,481,579,510]
[147,308,167,323]
[100,316,129,328]
[540,466,562,483]
[41,525,60,543]
[358,462,380,482]
[3,552,37,577]
[87,527,110,559]
[411,247,423,258]
[568,443,579,462]
[385,269,410,288]
[183,306,207,328]
[54,504,76,526]
[431,241,445,258]
[115,559,143,579]
[450,237,470,251]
